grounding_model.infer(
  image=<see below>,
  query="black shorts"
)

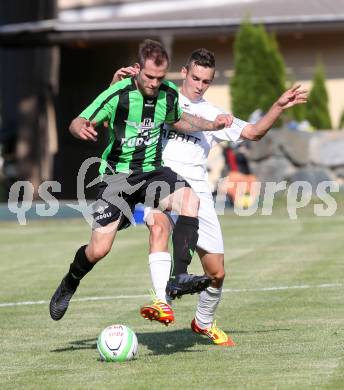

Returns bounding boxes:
[92,166,191,230]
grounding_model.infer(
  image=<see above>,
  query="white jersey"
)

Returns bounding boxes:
[162,93,249,193]
[144,93,250,253]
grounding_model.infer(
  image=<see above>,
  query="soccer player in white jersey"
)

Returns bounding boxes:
[112,49,307,346]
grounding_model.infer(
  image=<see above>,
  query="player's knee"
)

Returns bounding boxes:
[216,269,226,282]
[87,245,111,262]
[181,189,199,217]
[149,223,169,252]
[188,188,199,204]
[211,270,225,287]
[191,192,200,210]
[150,223,169,242]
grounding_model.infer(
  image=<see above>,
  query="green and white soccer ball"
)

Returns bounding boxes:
[97,324,138,362]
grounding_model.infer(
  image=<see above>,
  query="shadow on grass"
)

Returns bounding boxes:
[51,327,291,355]
[51,328,209,355]
[135,328,210,355]
[51,338,97,353]
[231,328,291,334]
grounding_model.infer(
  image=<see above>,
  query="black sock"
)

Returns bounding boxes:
[64,245,94,290]
[171,216,199,277]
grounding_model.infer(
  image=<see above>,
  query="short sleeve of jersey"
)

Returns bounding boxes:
[79,79,129,124]
[165,103,182,124]
[194,101,248,144]
[163,81,183,124]
[213,116,249,143]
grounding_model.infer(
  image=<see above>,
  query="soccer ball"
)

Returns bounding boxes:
[97,324,138,362]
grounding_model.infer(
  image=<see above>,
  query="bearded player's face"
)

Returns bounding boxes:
[136,58,169,97]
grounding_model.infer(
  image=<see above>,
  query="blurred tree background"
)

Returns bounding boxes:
[230,20,285,123]
[339,109,344,129]
[306,61,332,130]
[230,19,333,130]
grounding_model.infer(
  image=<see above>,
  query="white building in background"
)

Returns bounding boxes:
[1,0,344,198]
[1,0,344,126]
[56,0,344,127]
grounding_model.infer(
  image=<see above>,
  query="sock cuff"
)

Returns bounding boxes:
[194,317,210,330]
[149,251,171,263]
[74,245,94,272]
[206,286,222,295]
[176,215,199,228]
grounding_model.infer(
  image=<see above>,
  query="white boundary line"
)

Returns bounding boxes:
[0,283,342,308]
[222,283,343,292]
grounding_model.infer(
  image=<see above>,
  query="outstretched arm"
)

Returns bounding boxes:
[172,112,233,133]
[69,117,98,142]
[241,85,308,141]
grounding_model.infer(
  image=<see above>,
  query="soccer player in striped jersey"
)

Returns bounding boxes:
[49,40,233,321]
[113,49,307,345]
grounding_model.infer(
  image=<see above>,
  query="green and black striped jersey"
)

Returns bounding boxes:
[80,77,182,174]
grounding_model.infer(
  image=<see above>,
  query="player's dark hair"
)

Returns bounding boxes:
[138,39,170,68]
[185,48,215,70]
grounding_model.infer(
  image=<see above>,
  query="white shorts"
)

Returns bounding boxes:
[143,191,224,254]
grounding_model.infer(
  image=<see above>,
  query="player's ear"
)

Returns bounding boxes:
[181,67,188,80]
[133,62,140,71]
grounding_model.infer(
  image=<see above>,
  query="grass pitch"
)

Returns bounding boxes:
[0,200,343,389]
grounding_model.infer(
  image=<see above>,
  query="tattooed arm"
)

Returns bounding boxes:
[172,112,233,133]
